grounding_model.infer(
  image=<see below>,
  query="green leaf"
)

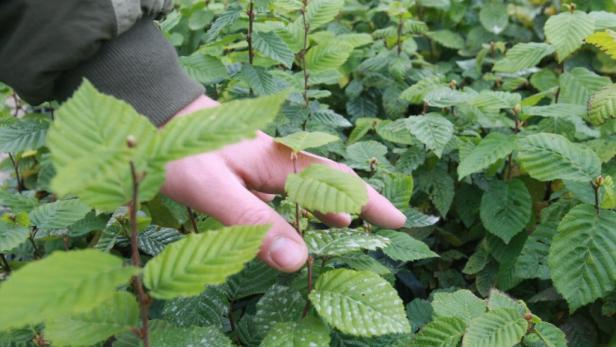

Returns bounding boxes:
[304,228,389,256]
[149,321,232,347]
[479,1,508,34]
[480,179,532,244]
[253,31,295,68]
[309,269,410,337]
[400,76,444,104]
[29,199,91,230]
[0,116,49,153]
[157,91,288,162]
[0,249,138,330]
[426,30,465,50]
[587,84,616,126]
[305,42,354,73]
[227,260,280,300]
[487,289,527,315]
[458,132,515,179]
[180,53,229,84]
[240,64,279,96]
[254,285,305,334]
[513,222,556,280]
[305,0,344,30]
[274,131,339,153]
[558,67,611,105]
[431,289,487,322]
[45,291,139,347]
[260,315,331,347]
[417,169,454,217]
[548,204,616,312]
[381,172,414,209]
[137,226,182,256]
[410,317,466,347]
[535,321,568,347]
[462,309,528,347]
[544,11,594,62]
[493,43,555,73]
[285,164,368,214]
[378,230,438,262]
[376,119,415,145]
[0,221,29,253]
[335,252,391,275]
[161,285,229,330]
[143,225,269,299]
[204,9,241,42]
[517,133,602,182]
[407,114,454,158]
[586,29,616,60]
[345,140,391,171]
[47,80,160,211]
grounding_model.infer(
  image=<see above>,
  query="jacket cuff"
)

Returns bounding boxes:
[54,18,204,126]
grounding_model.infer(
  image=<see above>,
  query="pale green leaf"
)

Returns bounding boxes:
[0,249,138,330]
[558,67,611,105]
[458,132,515,179]
[204,9,241,42]
[426,30,465,50]
[462,309,528,347]
[305,0,344,30]
[309,269,410,337]
[0,221,29,253]
[143,225,269,299]
[586,29,616,60]
[260,315,331,347]
[180,53,229,84]
[253,31,295,68]
[535,321,568,347]
[285,164,368,214]
[45,291,139,347]
[487,289,527,315]
[479,1,508,34]
[335,252,391,275]
[377,230,438,262]
[400,76,444,104]
[376,119,415,145]
[29,199,90,230]
[480,179,532,244]
[305,42,354,73]
[548,204,616,312]
[588,84,616,126]
[304,228,389,256]
[381,172,414,209]
[410,317,465,347]
[432,289,486,322]
[274,131,339,153]
[345,140,391,171]
[0,116,49,153]
[493,43,555,73]
[544,11,594,62]
[517,133,602,182]
[406,114,454,158]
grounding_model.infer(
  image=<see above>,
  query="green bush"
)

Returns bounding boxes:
[1,0,616,346]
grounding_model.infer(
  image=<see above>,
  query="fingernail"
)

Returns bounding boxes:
[268,237,307,272]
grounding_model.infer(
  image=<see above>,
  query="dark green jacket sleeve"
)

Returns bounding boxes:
[0,0,204,125]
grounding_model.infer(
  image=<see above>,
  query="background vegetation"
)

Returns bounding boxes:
[1,0,616,346]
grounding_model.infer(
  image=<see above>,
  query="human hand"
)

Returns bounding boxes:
[161,96,407,272]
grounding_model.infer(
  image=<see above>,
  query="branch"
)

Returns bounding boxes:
[8,153,24,192]
[186,207,199,233]
[247,0,255,65]
[301,0,310,108]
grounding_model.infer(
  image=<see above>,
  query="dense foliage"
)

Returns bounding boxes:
[1,0,616,346]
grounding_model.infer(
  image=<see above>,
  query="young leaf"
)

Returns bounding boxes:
[0,221,29,253]
[29,199,91,230]
[406,113,454,158]
[143,225,269,299]
[558,67,611,105]
[548,204,616,312]
[432,289,487,322]
[0,116,49,153]
[480,179,532,244]
[45,291,139,347]
[274,131,339,153]
[493,43,555,73]
[426,30,465,50]
[305,42,354,73]
[458,132,515,179]
[586,30,616,60]
[260,314,331,347]
[180,53,229,85]
[253,31,294,68]
[304,228,390,256]
[0,249,138,330]
[305,0,344,30]
[544,11,594,62]
[535,321,568,347]
[517,133,601,182]
[378,230,438,262]
[309,269,411,336]
[587,84,616,126]
[410,317,466,347]
[462,309,528,347]
[285,164,368,214]
[381,172,414,209]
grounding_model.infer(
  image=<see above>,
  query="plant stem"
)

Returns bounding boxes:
[300,0,310,108]
[0,253,10,273]
[128,161,150,347]
[396,15,403,55]
[302,255,314,317]
[592,180,601,215]
[8,153,24,192]
[186,207,199,233]
[292,154,302,235]
[247,0,255,65]
[29,227,41,259]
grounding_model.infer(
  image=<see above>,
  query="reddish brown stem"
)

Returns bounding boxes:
[247,0,255,65]
[592,181,601,215]
[186,207,199,233]
[129,161,150,347]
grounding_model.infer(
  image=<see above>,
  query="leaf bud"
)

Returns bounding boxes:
[126,135,137,148]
